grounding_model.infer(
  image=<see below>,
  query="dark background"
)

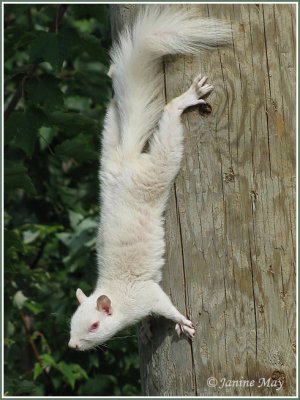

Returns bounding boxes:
[4,4,140,396]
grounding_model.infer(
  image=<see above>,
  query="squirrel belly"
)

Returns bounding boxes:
[68,5,231,351]
[97,153,170,284]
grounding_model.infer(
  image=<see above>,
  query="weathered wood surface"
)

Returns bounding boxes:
[110,4,296,396]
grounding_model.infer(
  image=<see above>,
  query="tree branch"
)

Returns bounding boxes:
[19,311,41,364]
[19,311,55,391]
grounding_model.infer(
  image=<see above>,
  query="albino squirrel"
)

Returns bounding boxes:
[68,5,231,350]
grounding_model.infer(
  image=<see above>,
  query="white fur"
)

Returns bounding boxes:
[69,5,231,350]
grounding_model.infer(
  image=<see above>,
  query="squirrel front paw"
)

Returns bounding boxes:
[175,319,196,339]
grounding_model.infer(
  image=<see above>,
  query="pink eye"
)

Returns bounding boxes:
[89,322,99,332]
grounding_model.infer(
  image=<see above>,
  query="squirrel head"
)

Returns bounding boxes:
[68,288,122,350]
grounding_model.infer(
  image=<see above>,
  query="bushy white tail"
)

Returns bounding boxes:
[109,5,231,155]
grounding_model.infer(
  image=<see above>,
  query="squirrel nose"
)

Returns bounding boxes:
[68,339,80,349]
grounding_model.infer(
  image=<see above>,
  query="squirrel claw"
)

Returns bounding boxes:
[175,321,196,339]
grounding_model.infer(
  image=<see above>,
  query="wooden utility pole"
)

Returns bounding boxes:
[110,4,296,396]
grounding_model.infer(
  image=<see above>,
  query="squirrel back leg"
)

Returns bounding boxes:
[147,75,213,186]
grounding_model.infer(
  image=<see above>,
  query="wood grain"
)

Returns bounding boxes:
[110,4,296,396]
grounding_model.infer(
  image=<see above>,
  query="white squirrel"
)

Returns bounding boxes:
[68,5,231,350]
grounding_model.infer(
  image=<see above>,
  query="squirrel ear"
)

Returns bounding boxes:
[97,295,112,315]
[76,288,87,304]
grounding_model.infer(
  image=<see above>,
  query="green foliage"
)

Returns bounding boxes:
[4,4,141,396]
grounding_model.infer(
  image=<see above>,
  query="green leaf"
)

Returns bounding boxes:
[24,300,43,315]
[4,229,23,269]
[77,217,97,231]
[64,96,92,112]
[55,133,98,162]
[78,375,116,396]
[89,354,99,368]
[33,363,43,380]
[29,32,62,70]
[29,28,80,71]
[47,110,99,135]
[80,34,109,63]
[56,232,72,246]
[22,224,62,243]
[39,354,57,368]
[23,230,40,244]
[4,160,36,195]
[4,337,16,348]
[70,4,109,22]
[68,210,84,230]
[5,110,44,157]
[5,378,44,396]
[27,76,64,110]
[57,362,88,389]
[58,26,81,57]
[39,126,58,151]
[5,4,32,17]
[58,361,88,388]
[57,362,76,389]
[5,229,23,252]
